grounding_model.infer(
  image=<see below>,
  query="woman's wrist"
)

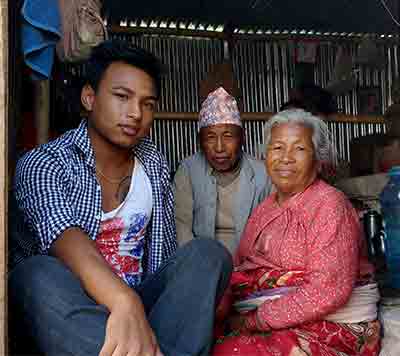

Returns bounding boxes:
[244,310,270,332]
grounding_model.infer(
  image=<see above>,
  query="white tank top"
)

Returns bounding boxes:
[96,158,153,287]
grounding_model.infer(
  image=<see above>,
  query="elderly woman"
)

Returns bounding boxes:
[213,109,380,356]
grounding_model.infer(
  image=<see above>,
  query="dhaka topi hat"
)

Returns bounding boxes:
[198,87,242,129]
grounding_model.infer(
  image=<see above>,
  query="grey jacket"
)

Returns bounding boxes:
[173,151,272,250]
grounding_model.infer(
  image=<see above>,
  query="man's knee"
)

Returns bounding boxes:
[183,238,233,272]
[9,254,92,316]
[11,254,64,274]
[10,255,69,294]
[9,255,107,355]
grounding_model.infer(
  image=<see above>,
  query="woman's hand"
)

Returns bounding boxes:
[216,288,233,322]
[100,301,163,356]
[227,313,247,332]
[227,310,266,333]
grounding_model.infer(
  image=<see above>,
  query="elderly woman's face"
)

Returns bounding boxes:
[266,123,318,203]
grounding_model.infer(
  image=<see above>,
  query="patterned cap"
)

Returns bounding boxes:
[198,87,242,129]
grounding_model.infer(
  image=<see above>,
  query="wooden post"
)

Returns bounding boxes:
[0,0,8,354]
[33,80,50,145]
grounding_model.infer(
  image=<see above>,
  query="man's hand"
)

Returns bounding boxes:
[51,229,164,356]
[99,301,163,356]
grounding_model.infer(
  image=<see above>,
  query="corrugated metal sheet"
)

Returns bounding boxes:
[64,32,396,172]
[111,33,223,112]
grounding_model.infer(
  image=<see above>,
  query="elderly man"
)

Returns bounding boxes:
[174,87,272,253]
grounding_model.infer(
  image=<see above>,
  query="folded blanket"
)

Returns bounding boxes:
[21,0,62,80]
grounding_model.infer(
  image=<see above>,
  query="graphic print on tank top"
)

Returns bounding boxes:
[95,158,153,287]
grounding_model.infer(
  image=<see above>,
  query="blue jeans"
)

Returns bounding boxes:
[9,238,232,356]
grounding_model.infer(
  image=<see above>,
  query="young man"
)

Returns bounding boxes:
[174,87,272,253]
[10,40,232,356]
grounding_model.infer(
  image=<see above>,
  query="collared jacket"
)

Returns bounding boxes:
[13,120,177,276]
[173,151,271,250]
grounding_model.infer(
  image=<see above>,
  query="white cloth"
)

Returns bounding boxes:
[101,158,152,221]
[324,283,380,323]
[379,303,400,356]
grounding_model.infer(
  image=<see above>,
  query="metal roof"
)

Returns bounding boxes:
[104,0,400,35]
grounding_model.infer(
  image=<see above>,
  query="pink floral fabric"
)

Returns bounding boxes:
[212,179,380,356]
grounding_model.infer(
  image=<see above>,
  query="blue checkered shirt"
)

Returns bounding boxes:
[13,120,177,278]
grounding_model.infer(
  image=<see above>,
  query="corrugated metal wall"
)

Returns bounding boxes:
[315,41,394,161]
[112,34,224,112]
[68,33,397,173]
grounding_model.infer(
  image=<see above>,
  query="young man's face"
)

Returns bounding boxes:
[200,124,243,173]
[82,61,158,150]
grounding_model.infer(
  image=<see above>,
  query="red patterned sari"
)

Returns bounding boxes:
[212,179,381,356]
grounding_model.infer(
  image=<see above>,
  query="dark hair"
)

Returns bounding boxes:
[279,99,307,111]
[85,39,163,97]
[297,84,337,115]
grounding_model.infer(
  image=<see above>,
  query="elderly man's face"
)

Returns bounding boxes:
[266,123,318,203]
[200,124,243,173]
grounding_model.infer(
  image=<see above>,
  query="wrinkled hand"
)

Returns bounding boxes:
[99,303,163,356]
[227,313,247,332]
[215,288,233,322]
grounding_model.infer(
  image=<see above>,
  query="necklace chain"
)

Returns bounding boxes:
[96,159,133,184]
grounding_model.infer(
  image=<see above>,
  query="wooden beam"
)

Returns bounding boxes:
[33,80,50,145]
[152,111,273,121]
[109,25,226,40]
[153,111,386,124]
[81,109,386,124]
[328,113,385,124]
[109,25,400,44]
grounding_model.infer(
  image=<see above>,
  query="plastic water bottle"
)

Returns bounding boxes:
[380,166,400,289]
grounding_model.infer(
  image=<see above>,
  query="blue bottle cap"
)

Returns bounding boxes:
[388,166,400,176]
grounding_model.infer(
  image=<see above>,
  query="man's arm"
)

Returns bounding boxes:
[51,228,162,356]
[173,164,195,245]
[15,151,162,356]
